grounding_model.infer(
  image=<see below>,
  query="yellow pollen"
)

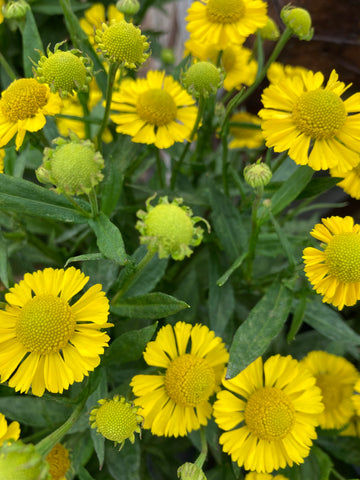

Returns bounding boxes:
[316,373,346,411]
[136,89,177,126]
[16,295,76,354]
[94,398,141,443]
[0,78,48,122]
[46,444,70,480]
[102,21,145,64]
[245,386,295,440]
[164,354,216,407]
[221,46,236,72]
[292,89,346,139]
[325,232,360,283]
[206,0,245,24]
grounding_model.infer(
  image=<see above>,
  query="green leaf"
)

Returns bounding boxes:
[227,282,293,378]
[88,213,127,265]
[103,323,158,366]
[111,292,189,319]
[106,441,141,480]
[304,299,360,346]
[298,176,342,199]
[0,175,89,223]
[209,185,248,262]
[21,8,43,76]
[317,435,360,467]
[78,466,96,480]
[64,253,105,267]
[216,251,248,286]
[259,166,313,221]
[0,231,9,288]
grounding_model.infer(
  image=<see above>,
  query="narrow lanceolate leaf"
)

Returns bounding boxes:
[304,299,360,346]
[111,292,189,319]
[88,213,127,265]
[226,282,293,378]
[0,232,9,288]
[21,8,43,76]
[103,323,158,366]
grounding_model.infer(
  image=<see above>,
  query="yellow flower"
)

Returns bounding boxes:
[245,474,289,480]
[266,62,309,84]
[89,395,143,449]
[45,444,70,480]
[186,0,268,48]
[185,38,257,91]
[0,148,4,173]
[110,71,198,149]
[301,351,359,429]
[0,267,112,396]
[130,322,229,437]
[0,413,20,446]
[303,216,360,310]
[352,378,360,417]
[340,414,360,437]
[213,355,323,473]
[330,162,360,200]
[0,0,4,24]
[229,112,264,149]
[259,69,360,171]
[80,3,124,45]
[0,78,62,150]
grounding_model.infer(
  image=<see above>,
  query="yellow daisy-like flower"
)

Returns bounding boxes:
[80,3,124,45]
[0,267,112,396]
[351,378,360,417]
[213,355,324,473]
[229,112,264,149]
[330,162,360,200]
[266,62,309,84]
[0,78,62,150]
[0,413,20,447]
[45,444,70,480]
[301,351,359,429]
[89,395,143,449]
[245,474,289,480]
[110,70,198,149]
[0,148,4,173]
[131,322,229,437]
[0,0,4,24]
[185,38,257,91]
[259,69,360,172]
[340,414,360,437]
[303,216,360,310]
[186,0,268,47]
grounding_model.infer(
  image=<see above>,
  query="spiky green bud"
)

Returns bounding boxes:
[281,6,314,41]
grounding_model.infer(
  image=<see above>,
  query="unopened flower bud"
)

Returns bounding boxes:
[281,6,313,41]
[182,61,223,98]
[0,441,51,480]
[161,48,176,65]
[259,17,280,40]
[116,0,140,16]
[177,462,207,480]
[244,161,272,189]
[3,0,30,20]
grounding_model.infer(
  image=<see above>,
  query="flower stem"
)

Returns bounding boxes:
[111,249,155,303]
[95,61,120,150]
[245,189,263,281]
[0,52,18,80]
[64,193,92,218]
[88,188,99,218]
[194,427,208,469]
[170,94,205,190]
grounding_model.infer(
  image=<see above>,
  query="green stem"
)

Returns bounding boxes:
[330,469,347,480]
[0,52,18,80]
[88,188,99,218]
[78,92,91,139]
[194,427,208,469]
[155,148,165,189]
[221,120,230,196]
[170,94,205,190]
[95,61,120,150]
[36,397,87,457]
[245,190,263,281]
[64,193,92,218]
[111,250,155,303]
[272,151,288,172]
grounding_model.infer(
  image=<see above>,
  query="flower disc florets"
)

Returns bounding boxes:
[0,441,51,480]
[89,395,143,449]
[34,43,92,97]
[95,19,150,69]
[281,6,313,41]
[182,61,223,98]
[36,134,104,196]
[45,444,71,480]
[136,195,209,260]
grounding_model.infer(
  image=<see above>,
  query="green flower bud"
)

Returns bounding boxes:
[89,395,143,450]
[0,441,51,480]
[244,161,272,189]
[116,0,140,16]
[178,463,207,480]
[259,17,280,41]
[37,134,104,196]
[136,195,209,260]
[3,0,30,20]
[34,42,92,97]
[281,6,314,41]
[182,61,223,98]
[161,48,176,65]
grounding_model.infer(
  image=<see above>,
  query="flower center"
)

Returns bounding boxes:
[16,295,76,354]
[164,354,216,407]
[41,51,87,93]
[316,373,346,411]
[45,444,70,480]
[136,89,177,126]
[0,78,48,121]
[325,232,360,283]
[292,89,346,139]
[221,46,236,72]
[244,386,295,440]
[206,0,245,24]
[102,21,145,64]
[95,399,140,443]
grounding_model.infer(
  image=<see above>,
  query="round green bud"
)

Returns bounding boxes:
[182,61,223,98]
[0,441,51,480]
[259,17,280,41]
[281,6,314,41]
[37,135,104,196]
[161,48,176,65]
[244,161,272,189]
[116,0,140,16]
[177,463,207,480]
[3,0,30,20]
